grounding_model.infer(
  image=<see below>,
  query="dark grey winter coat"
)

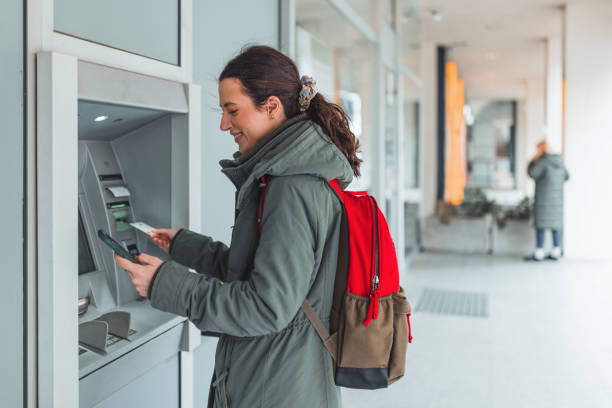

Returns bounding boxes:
[149,114,353,407]
[528,153,569,229]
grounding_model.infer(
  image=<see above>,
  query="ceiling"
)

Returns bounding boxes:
[419,0,566,47]
[418,0,560,98]
[295,0,598,99]
[78,101,168,141]
[418,0,600,99]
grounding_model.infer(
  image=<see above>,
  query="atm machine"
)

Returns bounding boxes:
[37,53,203,408]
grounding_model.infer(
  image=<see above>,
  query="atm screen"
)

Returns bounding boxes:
[78,212,96,275]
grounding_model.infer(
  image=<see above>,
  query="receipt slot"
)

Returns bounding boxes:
[37,52,202,408]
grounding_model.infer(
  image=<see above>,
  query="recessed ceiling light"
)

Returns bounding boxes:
[94,115,108,122]
[431,10,442,22]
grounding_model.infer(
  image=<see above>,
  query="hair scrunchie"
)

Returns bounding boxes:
[299,75,318,111]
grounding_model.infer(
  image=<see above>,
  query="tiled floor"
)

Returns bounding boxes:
[342,252,612,408]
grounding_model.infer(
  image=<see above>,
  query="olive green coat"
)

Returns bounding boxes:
[149,114,353,407]
[528,153,569,230]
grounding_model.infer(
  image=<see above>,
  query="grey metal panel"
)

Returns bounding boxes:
[91,354,180,408]
[78,61,188,113]
[79,141,140,305]
[171,114,189,229]
[85,142,122,176]
[80,322,184,408]
[78,301,185,377]
[112,116,174,259]
[54,0,180,65]
[37,52,80,408]
[37,52,81,408]
[0,0,23,406]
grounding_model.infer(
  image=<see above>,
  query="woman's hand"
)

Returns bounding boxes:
[151,228,179,253]
[114,253,164,298]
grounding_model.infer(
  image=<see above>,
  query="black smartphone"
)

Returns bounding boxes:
[97,229,139,264]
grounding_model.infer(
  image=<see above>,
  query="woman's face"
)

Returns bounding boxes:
[218,78,285,153]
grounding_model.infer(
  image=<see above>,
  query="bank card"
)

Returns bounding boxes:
[130,222,155,236]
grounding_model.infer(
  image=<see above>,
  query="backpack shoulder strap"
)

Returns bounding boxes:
[327,179,344,204]
[301,300,337,361]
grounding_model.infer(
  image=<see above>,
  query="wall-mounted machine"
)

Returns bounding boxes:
[37,53,202,408]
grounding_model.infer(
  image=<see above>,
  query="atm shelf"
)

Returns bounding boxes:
[78,299,186,379]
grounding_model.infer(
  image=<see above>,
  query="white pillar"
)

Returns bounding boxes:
[564,1,612,260]
[420,42,438,218]
[369,3,385,206]
[393,4,406,271]
[545,36,563,153]
[524,78,546,195]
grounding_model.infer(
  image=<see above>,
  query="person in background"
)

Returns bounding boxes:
[525,140,569,261]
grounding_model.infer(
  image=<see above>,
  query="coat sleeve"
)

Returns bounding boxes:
[169,229,230,280]
[528,159,546,180]
[149,176,323,337]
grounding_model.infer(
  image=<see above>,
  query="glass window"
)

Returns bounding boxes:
[466,100,517,189]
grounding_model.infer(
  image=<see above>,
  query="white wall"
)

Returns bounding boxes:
[194,2,279,245]
[564,1,612,260]
[192,1,279,405]
[0,0,24,406]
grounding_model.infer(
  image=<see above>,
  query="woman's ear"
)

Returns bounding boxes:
[265,96,283,119]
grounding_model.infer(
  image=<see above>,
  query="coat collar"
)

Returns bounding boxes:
[219,113,309,190]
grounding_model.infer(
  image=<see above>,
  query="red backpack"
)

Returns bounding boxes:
[258,176,412,389]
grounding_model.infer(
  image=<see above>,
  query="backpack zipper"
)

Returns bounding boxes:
[363,197,381,326]
[371,197,380,292]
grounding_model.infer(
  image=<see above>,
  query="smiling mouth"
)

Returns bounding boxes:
[233,132,243,143]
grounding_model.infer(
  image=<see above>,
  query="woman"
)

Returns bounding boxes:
[525,140,569,261]
[115,45,362,407]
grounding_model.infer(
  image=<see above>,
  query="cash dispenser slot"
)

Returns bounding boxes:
[107,200,129,209]
[99,174,123,181]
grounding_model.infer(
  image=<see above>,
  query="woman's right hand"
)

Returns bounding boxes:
[151,228,179,253]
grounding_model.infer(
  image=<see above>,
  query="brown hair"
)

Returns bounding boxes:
[219,45,362,176]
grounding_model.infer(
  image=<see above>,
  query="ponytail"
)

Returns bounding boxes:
[307,94,362,176]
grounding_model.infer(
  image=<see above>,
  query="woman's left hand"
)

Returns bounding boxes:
[114,253,164,298]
